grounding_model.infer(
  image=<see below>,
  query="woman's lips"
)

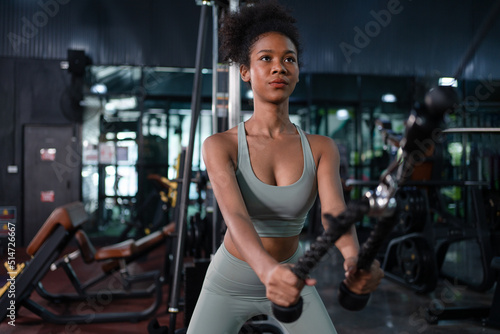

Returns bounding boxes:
[269,79,287,88]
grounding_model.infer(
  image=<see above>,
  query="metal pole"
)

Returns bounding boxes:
[211,3,222,254]
[211,4,219,136]
[168,4,209,333]
[228,0,240,128]
[453,0,500,79]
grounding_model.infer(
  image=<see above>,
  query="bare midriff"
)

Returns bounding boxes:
[224,233,300,263]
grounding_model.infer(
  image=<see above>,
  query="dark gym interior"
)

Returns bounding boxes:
[1,0,500,333]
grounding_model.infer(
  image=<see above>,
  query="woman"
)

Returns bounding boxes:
[187,2,383,333]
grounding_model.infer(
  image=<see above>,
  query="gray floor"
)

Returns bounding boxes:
[311,244,500,334]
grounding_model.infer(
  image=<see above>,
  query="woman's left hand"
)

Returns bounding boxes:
[342,257,384,295]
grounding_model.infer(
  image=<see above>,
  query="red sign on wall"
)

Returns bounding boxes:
[41,191,55,202]
[0,208,16,220]
[40,148,57,161]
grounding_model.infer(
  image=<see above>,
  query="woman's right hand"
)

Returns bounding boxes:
[264,264,316,307]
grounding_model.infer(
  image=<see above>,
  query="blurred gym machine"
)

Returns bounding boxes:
[371,0,500,307]
[347,116,441,294]
[93,114,173,242]
[425,0,500,325]
[424,127,500,328]
[381,186,439,294]
[433,178,496,290]
[0,202,165,324]
[117,172,177,242]
[346,121,499,298]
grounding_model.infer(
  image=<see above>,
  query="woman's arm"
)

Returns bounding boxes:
[202,134,304,306]
[314,135,383,294]
[202,134,275,276]
[315,136,358,257]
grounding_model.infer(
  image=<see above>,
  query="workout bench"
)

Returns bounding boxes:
[36,222,174,304]
[0,202,167,324]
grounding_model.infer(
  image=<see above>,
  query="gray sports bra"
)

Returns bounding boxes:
[235,122,318,237]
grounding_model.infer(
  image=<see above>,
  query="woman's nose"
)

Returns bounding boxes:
[272,61,287,74]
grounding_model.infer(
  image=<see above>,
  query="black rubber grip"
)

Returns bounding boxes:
[272,200,370,322]
[338,281,370,311]
[337,216,398,311]
[271,296,303,323]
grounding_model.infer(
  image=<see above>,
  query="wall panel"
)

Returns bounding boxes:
[1,1,500,78]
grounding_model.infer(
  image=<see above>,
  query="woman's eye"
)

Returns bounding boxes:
[285,57,296,63]
[260,56,271,61]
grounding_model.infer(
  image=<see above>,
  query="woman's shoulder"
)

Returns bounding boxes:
[202,126,239,155]
[305,133,339,151]
[303,133,341,167]
[302,133,342,173]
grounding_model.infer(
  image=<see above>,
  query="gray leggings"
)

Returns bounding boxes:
[186,244,337,334]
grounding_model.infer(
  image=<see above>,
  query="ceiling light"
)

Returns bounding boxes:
[106,97,137,110]
[336,109,350,120]
[90,83,107,95]
[438,77,458,87]
[381,93,397,103]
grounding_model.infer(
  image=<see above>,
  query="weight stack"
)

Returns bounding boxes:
[184,259,211,328]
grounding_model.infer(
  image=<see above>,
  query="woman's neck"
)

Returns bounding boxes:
[247,100,294,138]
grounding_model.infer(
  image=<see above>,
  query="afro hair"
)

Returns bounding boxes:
[219,0,302,68]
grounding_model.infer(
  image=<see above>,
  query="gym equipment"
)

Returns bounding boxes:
[148,319,189,334]
[375,118,402,149]
[148,316,283,334]
[118,172,177,242]
[272,200,372,321]
[375,127,498,295]
[373,124,499,294]
[346,182,441,294]
[382,233,438,293]
[162,3,210,334]
[380,185,439,293]
[425,256,500,328]
[0,202,164,324]
[185,211,212,259]
[483,188,500,232]
[34,222,174,304]
[433,186,496,292]
[420,130,499,327]
[1,202,86,323]
[182,259,210,327]
[421,0,500,320]
[239,318,284,334]
[395,187,428,234]
[272,86,457,323]
[0,262,25,297]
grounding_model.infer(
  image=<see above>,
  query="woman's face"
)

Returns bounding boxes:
[240,32,299,105]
